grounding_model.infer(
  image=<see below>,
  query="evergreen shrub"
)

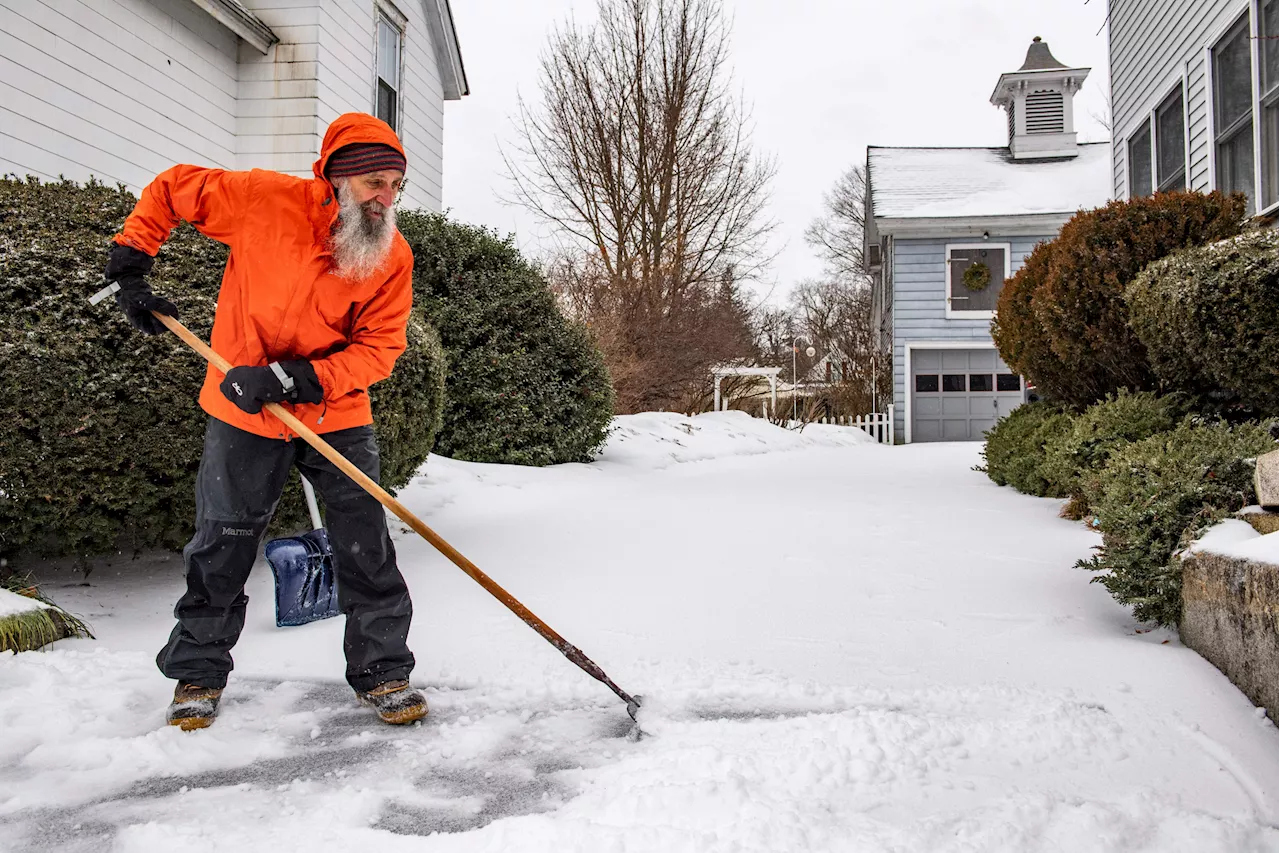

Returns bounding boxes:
[1078,417,1274,626]
[0,176,444,557]
[1125,226,1279,417]
[398,211,614,465]
[992,192,1246,409]
[979,401,1075,497]
[1040,390,1185,510]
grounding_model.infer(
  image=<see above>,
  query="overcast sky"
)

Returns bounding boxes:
[440,0,1111,306]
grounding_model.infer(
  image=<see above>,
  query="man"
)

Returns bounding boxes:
[106,113,426,730]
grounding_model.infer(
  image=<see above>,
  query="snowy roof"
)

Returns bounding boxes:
[867,142,1111,221]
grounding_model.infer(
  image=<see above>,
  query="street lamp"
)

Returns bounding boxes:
[792,335,815,422]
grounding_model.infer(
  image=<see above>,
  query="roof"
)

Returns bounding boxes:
[866,142,1111,221]
[189,0,277,54]
[1018,37,1067,71]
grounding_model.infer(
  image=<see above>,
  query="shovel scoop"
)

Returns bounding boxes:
[265,476,341,627]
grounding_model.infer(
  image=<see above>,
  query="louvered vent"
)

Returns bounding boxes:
[1007,106,1015,144]
[1025,90,1064,134]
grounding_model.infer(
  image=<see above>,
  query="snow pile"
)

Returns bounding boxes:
[0,587,50,618]
[1188,519,1279,566]
[596,411,873,469]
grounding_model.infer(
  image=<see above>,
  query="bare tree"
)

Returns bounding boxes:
[803,164,869,284]
[790,278,891,415]
[506,0,776,413]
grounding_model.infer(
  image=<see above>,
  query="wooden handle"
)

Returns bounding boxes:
[154,312,638,711]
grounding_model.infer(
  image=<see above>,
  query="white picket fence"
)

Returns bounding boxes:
[817,406,895,445]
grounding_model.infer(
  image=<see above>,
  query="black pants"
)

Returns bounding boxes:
[157,417,415,692]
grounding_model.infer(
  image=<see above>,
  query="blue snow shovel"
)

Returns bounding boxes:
[265,475,341,627]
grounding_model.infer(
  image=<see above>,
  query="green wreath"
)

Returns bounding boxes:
[962,261,992,292]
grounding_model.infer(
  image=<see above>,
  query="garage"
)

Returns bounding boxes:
[909,347,1023,442]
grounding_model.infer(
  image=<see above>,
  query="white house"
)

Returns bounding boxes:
[1109,0,1277,216]
[863,37,1111,443]
[0,0,467,212]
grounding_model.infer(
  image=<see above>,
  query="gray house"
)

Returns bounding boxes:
[864,38,1110,443]
[1110,0,1277,216]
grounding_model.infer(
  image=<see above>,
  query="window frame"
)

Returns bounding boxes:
[373,4,407,133]
[943,242,1012,320]
[1127,118,1154,198]
[1209,12,1257,212]
[1256,0,1279,210]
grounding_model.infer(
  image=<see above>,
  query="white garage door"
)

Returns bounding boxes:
[911,348,1023,442]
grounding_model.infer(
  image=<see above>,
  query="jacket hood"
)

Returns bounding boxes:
[313,113,407,182]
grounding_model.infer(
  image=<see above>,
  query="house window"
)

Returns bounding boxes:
[1213,15,1255,212]
[1260,0,1279,208]
[996,374,1021,392]
[1128,122,1152,197]
[942,375,967,393]
[945,245,1008,316]
[915,375,939,393]
[969,374,993,392]
[1155,88,1186,192]
[376,14,403,131]
[825,361,832,383]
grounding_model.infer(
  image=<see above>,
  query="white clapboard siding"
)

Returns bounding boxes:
[1,0,241,188]
[235,2,324,176]
[1108,0,1248,198]
[3,0,451,210]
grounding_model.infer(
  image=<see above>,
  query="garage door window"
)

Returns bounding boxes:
[915,374,939,392]
[996,373,1021,391]
[942,374,966,392]
[969,374,993,392]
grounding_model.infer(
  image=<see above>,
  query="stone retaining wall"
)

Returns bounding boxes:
[1181,551,1278,722]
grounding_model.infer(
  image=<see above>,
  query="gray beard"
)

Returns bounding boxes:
[331,182,396,280]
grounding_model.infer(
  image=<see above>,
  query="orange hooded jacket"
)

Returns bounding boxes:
[113,113,414,440]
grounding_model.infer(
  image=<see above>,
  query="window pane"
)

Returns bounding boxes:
[969,374,993,392]
[996,373,1021,392]
[1263,0,1278,93]
[1218,123,1256,214]
[377,80,398,130]
[942,374,966,392]
[1128,124,1152,197]
[915,374,939,393]
[948,247,1005,312]
[1213,19,1253,131]
[1155,89,1185,191]
[378,18,400,89]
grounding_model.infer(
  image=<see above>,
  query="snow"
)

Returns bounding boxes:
[0,587,50,618]
[1188,519,1280,566]
[867,142,1112,220]
[1,413,1276,852]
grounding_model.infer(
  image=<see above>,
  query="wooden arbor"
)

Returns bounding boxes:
[711,365,781,413]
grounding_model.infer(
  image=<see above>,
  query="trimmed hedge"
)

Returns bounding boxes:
[979,401,1074,497]
[399,211,614,465]
[1078,417,1274,626]
[993,192,1246,409]
[1125,226,1279,417]
[1040,390,1184,511]
[0,176,445,557]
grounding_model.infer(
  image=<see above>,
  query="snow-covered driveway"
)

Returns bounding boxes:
[2,414,1276,852]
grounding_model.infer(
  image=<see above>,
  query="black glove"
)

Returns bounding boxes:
[106,244,178,336]
[219,360,324,414]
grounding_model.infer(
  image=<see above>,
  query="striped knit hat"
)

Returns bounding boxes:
[325,142,407,178]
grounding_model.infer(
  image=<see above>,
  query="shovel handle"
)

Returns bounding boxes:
[152,312,639,716]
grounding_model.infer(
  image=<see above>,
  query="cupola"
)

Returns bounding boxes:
[990,37,1090,159]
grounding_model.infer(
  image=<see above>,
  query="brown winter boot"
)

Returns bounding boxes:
[166,683,224,731]
[356,680,428,725]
